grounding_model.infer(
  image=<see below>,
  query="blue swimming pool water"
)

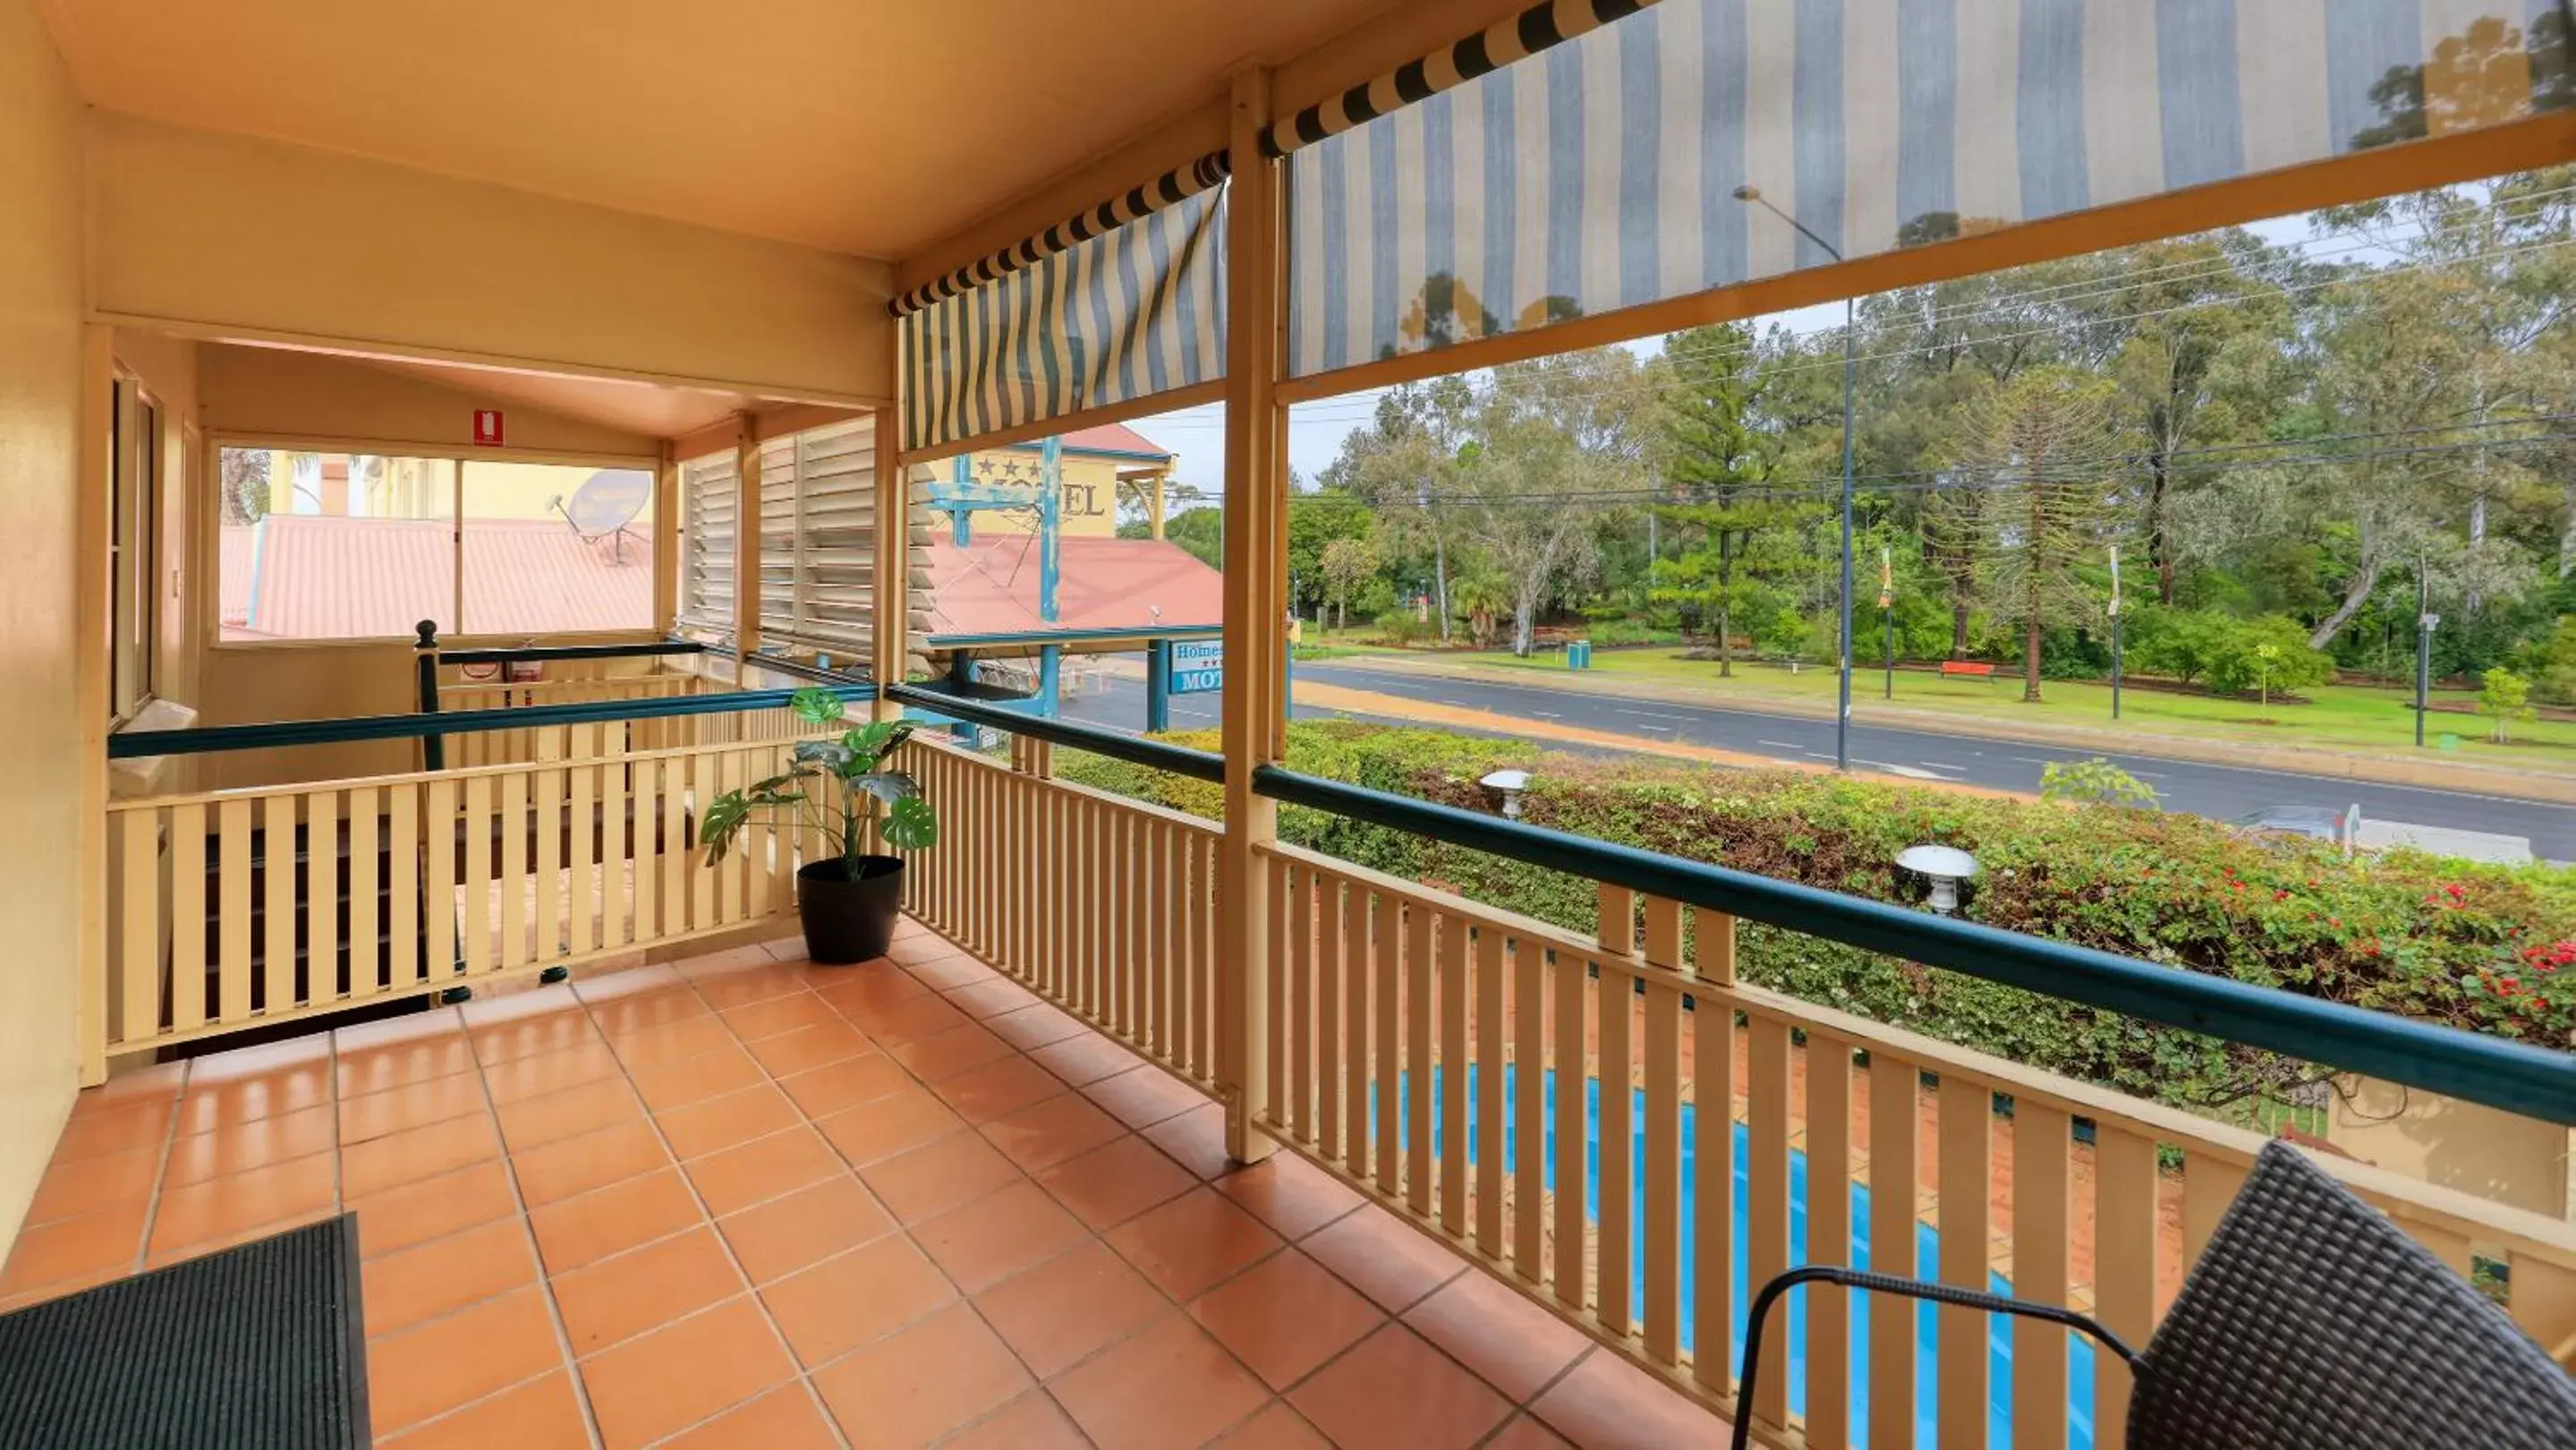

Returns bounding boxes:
[1389,1067,2096,1449]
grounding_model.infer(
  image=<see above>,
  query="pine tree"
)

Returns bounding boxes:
[1939,368,2123,701]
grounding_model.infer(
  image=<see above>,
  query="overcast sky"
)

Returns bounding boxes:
[1118,212,2329,518]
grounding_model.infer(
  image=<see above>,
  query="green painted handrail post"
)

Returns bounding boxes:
[1039,644,1061,721]
[1145,639,1171,733]
[413,619,444,771]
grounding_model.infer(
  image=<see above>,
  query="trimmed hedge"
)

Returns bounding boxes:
[1058,721,2576,1117]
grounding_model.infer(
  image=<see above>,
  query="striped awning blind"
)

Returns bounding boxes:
[898,186,1228,456]
[1285,0,2574,380]
[676,449,737,635]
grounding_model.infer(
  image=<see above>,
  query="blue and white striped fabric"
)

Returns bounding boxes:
[1287,0,2572,379]
[902,186,1228,455]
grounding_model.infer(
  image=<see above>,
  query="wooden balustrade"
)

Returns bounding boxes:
[103,730,813,1057]
[1247,840,2576,1450]
[895,737,1222,1091]
[438,674,806,763]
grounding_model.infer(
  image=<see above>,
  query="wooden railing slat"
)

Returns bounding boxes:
[116,811,157,1046]
[1866,1050,1917,1450]
[1440,911,1470,1238]
[1936,1073,1993,1450]
[170,803,207,1035]
[1747,1015,1792,1432]
[1474,925,1507,1259]
[2012,1102,2072,1450]
[1806,1033,1854,1449]
[347,788,379,1001]
[2094,1126,2160,1450]
[1406,903,1434,1219]
[262,795,297,1017]
[1553,945,1588,1314]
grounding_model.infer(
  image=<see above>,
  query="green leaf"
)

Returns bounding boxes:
[698,791,752,863]
[842,719,915,771]
[790,687,848,727]
[850,771,921,807]
[880,794,938,851]
[792,739,854,772]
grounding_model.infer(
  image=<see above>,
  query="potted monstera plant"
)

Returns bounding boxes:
[700,687,937,964]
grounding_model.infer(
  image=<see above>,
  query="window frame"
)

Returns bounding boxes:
[204,431,664,651]
[109,377,162,723]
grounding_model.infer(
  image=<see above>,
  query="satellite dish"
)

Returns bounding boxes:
[557,469,652,563]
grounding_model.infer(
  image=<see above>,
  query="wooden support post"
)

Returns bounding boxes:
[1217,64,1284,1167]
[75,326,115,1087]
[732,413,761,658]
[652,439,679,635]
[869,403,908,718]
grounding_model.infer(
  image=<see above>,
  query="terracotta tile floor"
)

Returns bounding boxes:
[2,918,1729,1449]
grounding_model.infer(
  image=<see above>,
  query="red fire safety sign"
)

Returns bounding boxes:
[472,409,506,447]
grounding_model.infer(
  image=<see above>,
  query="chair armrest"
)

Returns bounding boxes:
[1727,1265,2142,1450]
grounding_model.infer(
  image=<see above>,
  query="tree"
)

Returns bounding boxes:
[1327,379,1476,642]
[1938,369,2123,701]
[2102,234,2297,603]
[1118,506,1223,569]
[1454,352,1649,654]
[2481,667,2535,743]
[1648,323,1798,676]
[1318,536,1378,631]
[219,448,273,525]
[1284,482,1371,620]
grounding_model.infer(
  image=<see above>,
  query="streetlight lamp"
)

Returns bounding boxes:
[1735,184,1857,773]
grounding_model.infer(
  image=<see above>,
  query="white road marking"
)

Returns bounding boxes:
[1919,760,1968,772]
[1617,708,1693,721]
[1866,762,1946,780]
[1758,739,1806,750]
[2010,755,2064,767]
[1531,711,1562,719]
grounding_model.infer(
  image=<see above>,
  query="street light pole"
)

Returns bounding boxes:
[1737,185,1855,772]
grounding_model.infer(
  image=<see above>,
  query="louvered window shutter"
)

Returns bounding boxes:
[676,450,737,634]
[756,417,878,658]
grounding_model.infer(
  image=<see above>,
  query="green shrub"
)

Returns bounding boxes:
[2039,757,2158,808]
[1060,722,2576,1120]
[2130,608,2330,696]
[1371,610,1431,646]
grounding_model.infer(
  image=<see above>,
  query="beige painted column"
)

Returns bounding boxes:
[1217,65,1285,1166]
[1150,469,1167,540]
[731,413,761,659]
[651,439,679,635]
[869,404,908,718]
[74,325,115,1086]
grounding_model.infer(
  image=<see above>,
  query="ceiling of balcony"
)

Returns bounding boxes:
[34,0,1386,260]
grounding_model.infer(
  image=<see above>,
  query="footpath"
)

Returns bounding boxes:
[1288,652,2576,806]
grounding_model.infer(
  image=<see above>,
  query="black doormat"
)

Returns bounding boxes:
[0,1214,368,1448]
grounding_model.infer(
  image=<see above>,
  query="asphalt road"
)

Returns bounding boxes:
[1053,657,2576,859]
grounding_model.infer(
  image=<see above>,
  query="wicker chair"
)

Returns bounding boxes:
[1730,1139,2576,1450]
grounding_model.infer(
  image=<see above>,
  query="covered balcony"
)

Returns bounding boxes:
[5,0,2575,1446]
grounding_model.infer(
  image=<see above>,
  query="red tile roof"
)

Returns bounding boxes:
[220,516,654,639]
[922,535,1221,638]
[1019,422,1172,459]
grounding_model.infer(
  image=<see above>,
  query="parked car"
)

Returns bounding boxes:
[2232,804,2359,849]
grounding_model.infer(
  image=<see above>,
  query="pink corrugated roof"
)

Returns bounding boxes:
[923,535,1220,637]
[1034,422,1172,459]
[221,516,653,639]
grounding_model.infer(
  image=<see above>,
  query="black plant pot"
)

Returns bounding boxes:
[797,856,905,965]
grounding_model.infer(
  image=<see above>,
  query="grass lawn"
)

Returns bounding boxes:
[1454,647,2576,773]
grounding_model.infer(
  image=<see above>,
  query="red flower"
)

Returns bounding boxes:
[2274,890,2290,901]
[2445,883,2467,900]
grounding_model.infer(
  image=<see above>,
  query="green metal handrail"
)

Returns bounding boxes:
[923,625,1224,650]
[437,639,706,666]
[1252,763,2576,1126]
[885,684,1224,782]
[107,685,874,759]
